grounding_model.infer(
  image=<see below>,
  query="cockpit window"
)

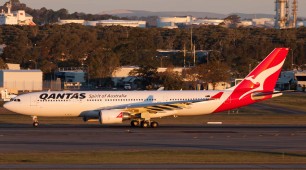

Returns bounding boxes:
[11,99,21,102]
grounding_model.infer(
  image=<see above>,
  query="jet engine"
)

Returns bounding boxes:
[99,110,131,124]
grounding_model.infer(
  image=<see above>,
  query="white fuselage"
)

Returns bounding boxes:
[5,90,232,117]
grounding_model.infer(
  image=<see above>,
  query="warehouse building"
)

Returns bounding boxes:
[157,16,194,28]
[0,69,43,94]
[57,18,146,28]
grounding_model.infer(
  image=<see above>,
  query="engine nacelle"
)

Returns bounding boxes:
[99,110,131,124]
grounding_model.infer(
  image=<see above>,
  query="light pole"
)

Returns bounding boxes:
[291,49,294,70]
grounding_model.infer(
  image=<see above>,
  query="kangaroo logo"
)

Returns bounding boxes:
[239,59,285,100]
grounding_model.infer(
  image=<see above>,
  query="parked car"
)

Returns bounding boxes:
[124,84,132,90]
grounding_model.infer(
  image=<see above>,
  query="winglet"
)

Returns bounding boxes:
[211,92,223,100]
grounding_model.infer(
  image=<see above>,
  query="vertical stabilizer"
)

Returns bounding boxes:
[214,48,289,113]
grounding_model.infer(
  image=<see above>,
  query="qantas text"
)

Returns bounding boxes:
[39,93,86,100]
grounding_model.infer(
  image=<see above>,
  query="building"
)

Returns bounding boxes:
[207,82,231,90]
[57,19,85,25]
[55,68,86,90]
[237,21,253,27]
[297,21,306,27]
[0,0,35,26]
[57,18,146,28]
[252,18,275,27]
[91,20,146,28]
[7,63,20,70]
[276,70,306,91]
[275,71,296,91]
[0,69,42,94]
[157,16,194,28]
[295,71,306,91]
[192,19,224,26]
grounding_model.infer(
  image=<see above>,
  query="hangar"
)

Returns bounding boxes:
[0,69,43,94]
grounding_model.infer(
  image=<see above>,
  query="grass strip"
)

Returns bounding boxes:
[1,150,306,164]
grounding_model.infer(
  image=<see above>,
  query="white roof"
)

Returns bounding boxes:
[1,69,42,72]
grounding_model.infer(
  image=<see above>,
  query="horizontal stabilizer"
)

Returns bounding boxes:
[211,92,224,100]
[251,91,283,100]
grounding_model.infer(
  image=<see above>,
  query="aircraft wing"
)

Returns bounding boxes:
[96,92,224,114]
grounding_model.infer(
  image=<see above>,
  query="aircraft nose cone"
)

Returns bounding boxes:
[3,102,12,111]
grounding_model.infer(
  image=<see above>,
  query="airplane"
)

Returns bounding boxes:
[4,48,289,128]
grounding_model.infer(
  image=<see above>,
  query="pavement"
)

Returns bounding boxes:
[0,124,306,153]
[0,124,306,169]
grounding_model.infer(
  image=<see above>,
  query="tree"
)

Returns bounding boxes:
[0,58,7,69]
[158,68,184,90]
[129,64,159,90]
[187,61,231,90]
[87,48,120,86]
[224,15,241,28]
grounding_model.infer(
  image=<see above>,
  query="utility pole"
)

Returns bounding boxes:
[183,43,186,68]
[291,49,294,70]
[193,44,196,66]
[190,27,193,53]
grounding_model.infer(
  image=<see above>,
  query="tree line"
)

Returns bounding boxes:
[0,24,305,89]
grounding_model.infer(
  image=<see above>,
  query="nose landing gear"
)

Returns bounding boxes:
[32,116,39,127]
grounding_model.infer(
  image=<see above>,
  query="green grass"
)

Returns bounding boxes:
[0,150,306,164]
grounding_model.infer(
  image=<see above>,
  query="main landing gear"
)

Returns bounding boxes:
[131,120,159,128]
[32,116,39,127]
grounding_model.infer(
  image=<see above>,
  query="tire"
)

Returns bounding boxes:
[150,121,159,128]
[141,121,149,128]
[131,120,139,127]
[33,122,39,127]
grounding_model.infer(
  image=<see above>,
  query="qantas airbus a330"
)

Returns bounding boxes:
[4,48,289,128]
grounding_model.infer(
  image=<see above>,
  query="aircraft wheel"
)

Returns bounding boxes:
[141,121,149,128]
[33,122,39,127]
[150,121,159,128]
[131,120,139,127]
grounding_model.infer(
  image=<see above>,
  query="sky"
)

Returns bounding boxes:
[1,0,306,17]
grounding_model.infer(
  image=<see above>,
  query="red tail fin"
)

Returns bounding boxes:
[213,48,289,113]
[234,48,289,99]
